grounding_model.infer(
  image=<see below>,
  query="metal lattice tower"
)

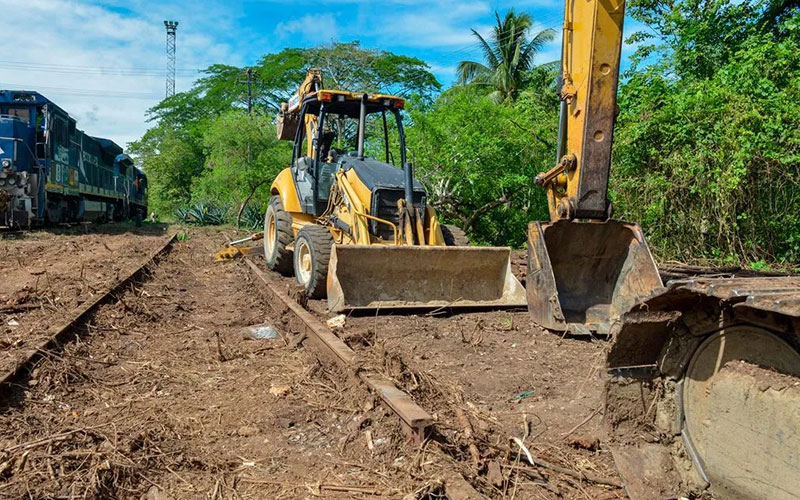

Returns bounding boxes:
[164,20,179,97]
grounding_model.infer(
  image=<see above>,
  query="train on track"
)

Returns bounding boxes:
[0,90,147,228]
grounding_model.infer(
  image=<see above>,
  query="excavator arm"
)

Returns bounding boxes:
[526,0,661,337]
[276,68,323,158]
[535,0,626,221]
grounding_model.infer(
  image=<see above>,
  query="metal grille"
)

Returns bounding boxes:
[371,189,425,241]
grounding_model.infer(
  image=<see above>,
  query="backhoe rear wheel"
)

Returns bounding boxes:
[441,224,469,246]
[293,225,333,299]
[264,195,293,276]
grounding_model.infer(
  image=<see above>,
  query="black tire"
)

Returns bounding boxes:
[293,225,333,299]
[264,195,294,275]
[441,224,469,246]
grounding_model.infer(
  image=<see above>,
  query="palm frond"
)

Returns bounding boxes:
[486,90,505,105]
[471,29,500,69]
[457,60,491,84]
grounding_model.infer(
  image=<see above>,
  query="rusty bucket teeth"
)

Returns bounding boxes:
[326,245,527,312]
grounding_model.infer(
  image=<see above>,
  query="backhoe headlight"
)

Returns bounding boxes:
[7,176,15,186]
[0,179,5,187]
[1,159,11,169]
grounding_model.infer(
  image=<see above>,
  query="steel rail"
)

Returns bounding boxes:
[0,233,177,393]
[244,257,433,442]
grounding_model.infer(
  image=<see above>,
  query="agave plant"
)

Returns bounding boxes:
[175,203,227,226]
[240,204,265,231]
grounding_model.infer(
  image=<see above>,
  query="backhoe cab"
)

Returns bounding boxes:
[266,71,526,312]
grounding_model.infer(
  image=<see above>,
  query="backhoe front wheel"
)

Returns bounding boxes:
[293,225,333,299]
[264,195,293,275]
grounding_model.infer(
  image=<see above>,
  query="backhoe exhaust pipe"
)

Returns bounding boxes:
[357,94,367,160]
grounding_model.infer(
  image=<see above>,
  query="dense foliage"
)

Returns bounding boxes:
[613,0,800,264]
[132,2,800,266]
[407,77,556,246]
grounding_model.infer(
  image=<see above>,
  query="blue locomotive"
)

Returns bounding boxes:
[0,90,147,228]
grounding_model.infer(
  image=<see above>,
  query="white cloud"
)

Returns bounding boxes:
[275,13,338,44]
[333,0,490,49]
[0,0,244,147]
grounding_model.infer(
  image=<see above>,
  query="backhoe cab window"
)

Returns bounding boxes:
[319,109,401,165]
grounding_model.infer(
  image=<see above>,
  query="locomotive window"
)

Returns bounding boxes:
[53,117,68,145]
[8,107,30,123]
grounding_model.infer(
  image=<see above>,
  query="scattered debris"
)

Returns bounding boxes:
[237,425,260,437]
[569,435,600,451]
[486,461,504,487]
[513,390,534,401]
[326,313,347,329]
[243,324,278,340]
[365,429,374,450]
[269,384,291,398]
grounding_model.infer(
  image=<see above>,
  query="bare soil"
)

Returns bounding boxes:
[0,224,170,379]
[0,227,623,500]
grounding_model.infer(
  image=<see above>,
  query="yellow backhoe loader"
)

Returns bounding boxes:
[534,0,800,498]
[265,70,526,312]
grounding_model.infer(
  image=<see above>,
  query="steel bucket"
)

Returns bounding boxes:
[327,245,527,312]
[526,220,662,335]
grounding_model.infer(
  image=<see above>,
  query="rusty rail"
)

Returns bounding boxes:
[0,234,177,392]
[244,258,434,442]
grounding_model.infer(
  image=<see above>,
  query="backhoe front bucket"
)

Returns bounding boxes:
[327,245,527,312]
[526,220,663,335]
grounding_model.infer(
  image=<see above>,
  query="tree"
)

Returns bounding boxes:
[406,86,555,246]
[626,0,799,78]
[613,2,800,264]
[457,10,555,103]
[127,127,204,217]
[307,42,441,100]
[196,110,291,227]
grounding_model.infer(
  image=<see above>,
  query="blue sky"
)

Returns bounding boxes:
[0,0,645,146]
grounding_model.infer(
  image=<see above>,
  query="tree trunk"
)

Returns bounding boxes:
[236,182,265,229]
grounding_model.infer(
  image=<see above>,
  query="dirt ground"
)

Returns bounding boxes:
[0,226,623,500]
[0,224,171,379]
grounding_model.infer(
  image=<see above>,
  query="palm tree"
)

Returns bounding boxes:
[457,10,556,102]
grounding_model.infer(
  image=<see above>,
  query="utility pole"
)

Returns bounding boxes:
[164,20,179,98]
[238,67,258,114]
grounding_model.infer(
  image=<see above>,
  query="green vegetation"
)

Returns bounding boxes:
[613,0,800,264]
[131,0,800,266]
[457,10,556,103]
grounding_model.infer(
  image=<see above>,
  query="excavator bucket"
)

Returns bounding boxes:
[327,245,527,312]
[526,219,662,335]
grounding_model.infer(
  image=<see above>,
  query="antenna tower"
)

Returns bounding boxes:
[164,20,179,97]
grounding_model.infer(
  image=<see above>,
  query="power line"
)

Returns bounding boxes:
[0,83,162,100]
[0,60,201,76]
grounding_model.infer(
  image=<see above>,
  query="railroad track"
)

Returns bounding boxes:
[243,257,434,443]
[0,233,177,394]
